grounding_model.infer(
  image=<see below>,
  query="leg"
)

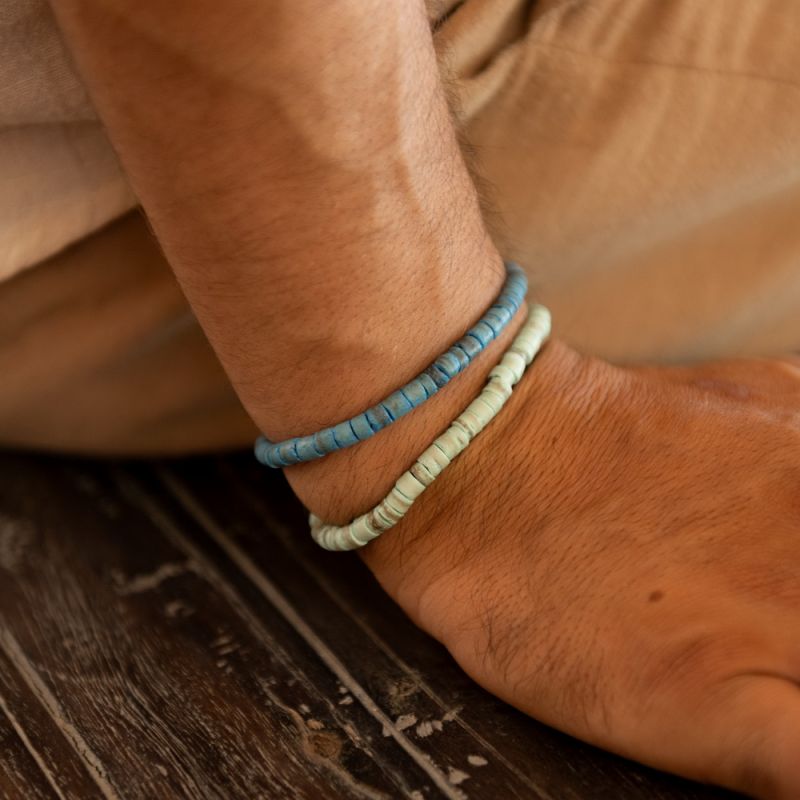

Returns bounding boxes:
[0,211,255,454]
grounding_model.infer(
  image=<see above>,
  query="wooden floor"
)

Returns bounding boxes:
[0,452,741,800]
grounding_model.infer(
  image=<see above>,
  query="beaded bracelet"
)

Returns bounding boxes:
[309,304,551,551]
[254,261,528,468]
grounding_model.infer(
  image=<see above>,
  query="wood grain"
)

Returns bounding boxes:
[0,453,743,799]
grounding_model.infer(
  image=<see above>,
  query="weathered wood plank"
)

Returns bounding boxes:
[0,451,744,799]
[115,468,471,800]
[155,455,742,800]
[0,454,453,799]
[0,713,60,800]
[0,642,106,800]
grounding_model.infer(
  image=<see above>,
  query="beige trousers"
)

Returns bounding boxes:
[4,0,800,453]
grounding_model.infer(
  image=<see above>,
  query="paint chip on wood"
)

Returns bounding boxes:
[113,561,193,595]
[381,714,417,738]
[448,767,470,785]
[415,719,443,738]
[467,755,488,767]
[395,714,417,732]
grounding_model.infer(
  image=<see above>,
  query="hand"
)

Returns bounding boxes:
[362,340,800,799]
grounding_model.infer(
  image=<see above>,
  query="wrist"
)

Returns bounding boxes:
[358,338,591,614]
[282,292,529,523]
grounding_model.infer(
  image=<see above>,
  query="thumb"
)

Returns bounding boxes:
[684,675,800,799]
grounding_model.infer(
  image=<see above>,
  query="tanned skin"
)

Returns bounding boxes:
[49,1,800,796]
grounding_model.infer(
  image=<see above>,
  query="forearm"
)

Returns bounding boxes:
[50,0,518,518]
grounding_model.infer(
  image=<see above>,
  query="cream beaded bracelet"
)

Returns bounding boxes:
[309,304,551,551]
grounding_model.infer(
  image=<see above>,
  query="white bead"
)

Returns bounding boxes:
[509,342,529,360]
[396,471,426,501]
[459,406,486,436]
[417,444,449,477]
[476,389,502,415]
[489,363,516,386]
[452,419,475,442]
[362,506,392,533]
[532,306,551,331]
[484,378,512,402]
[429,442,452,469]
[500,351,526,382]
[380,499,405,523]
[347,524,361,549]
[373,505,395,529]
[387,488,414,513]
[410,461,436,486]
[435,427,467,460]
[464,399,492,427]
[362,513,381,536]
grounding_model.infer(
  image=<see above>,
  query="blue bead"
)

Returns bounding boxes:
[496,286,518,303]
[418,372,440,395]
[435,351,461,377]
[401,381,428,407]
[465,333,484,350]
[500,283,524,304]
[331,421,359,448]
[478,320,494,342]
[450,345,471,370]
[314,428,339,454]
[366,405,392,431]
[255,440,272,466]
[508,283,526,304]
[276,440,297,466]
[482,309,506,336]
[383,390,414,419]
[424,364,450,388]
[489,304,512,325]
[455,335,482,359]
[468,322,492,347]
[295,437,323,461]
[350,414,374,441]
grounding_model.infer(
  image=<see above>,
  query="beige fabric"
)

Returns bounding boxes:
[4,0,800,452]
[0,212,257,454]
[0,0,136,281]
[439,0,800,362]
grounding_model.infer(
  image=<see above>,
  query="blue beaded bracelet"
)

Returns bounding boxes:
[255,260,528,468]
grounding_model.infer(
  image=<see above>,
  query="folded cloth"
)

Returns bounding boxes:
[0,0,136,281]
[439,0,800,362]
[3,0,800,452]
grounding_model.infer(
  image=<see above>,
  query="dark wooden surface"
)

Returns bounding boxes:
[0,452,742,800]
